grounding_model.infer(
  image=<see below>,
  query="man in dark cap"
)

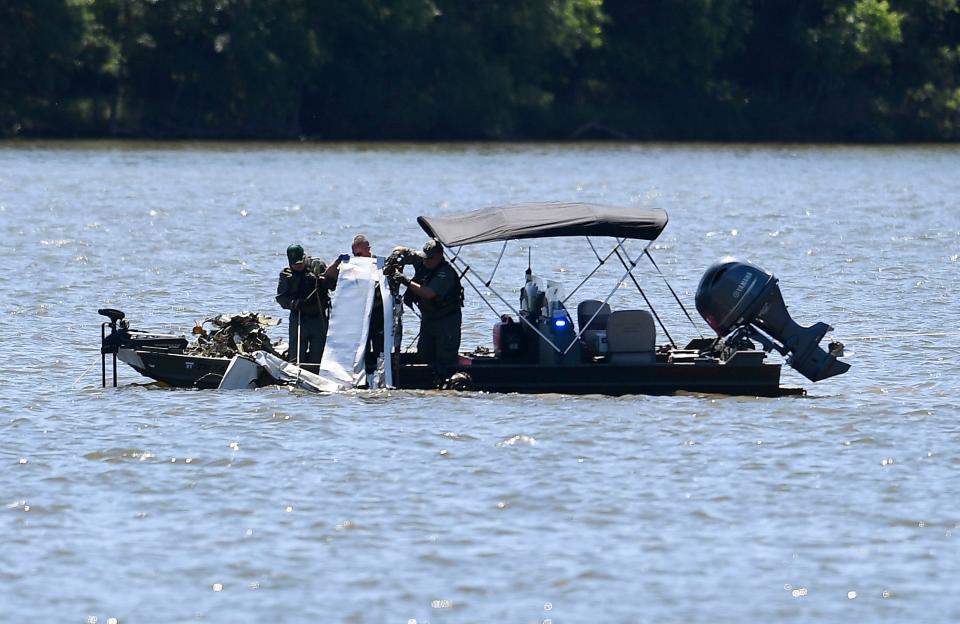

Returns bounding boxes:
[276,243,346,363]
[389,239,463,371]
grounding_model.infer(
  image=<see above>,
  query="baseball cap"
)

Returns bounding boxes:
[286,244,305,265]
[422,238,442,258]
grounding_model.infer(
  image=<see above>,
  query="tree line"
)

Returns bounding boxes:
[2,0,959,141]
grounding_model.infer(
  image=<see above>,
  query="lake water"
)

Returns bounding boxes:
[1,141,958,623]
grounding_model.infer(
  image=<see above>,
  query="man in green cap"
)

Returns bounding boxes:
[388,238,463,372]
[276,243,347,363]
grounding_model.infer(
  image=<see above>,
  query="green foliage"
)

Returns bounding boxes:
[826,0,904,64]
[0,0,87,134]
[577,0,754,138]
[122,0,317,137]
[2,0,960,139]
[298,0,607,138]
[890,0,960,138]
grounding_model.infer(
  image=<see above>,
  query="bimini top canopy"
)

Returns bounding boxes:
[417,201,669,247]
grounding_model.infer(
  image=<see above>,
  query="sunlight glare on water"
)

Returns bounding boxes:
[1,142,959,623]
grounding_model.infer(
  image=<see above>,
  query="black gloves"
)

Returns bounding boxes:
[338,253,350,263]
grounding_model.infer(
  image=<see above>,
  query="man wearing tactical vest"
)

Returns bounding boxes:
[276,243,346,363]
[390,239,463,370]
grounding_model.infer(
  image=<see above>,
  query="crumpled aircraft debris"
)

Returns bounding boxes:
[186,312,283,358]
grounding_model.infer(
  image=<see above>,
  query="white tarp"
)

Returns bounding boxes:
[319,256,378,387]
[379,270,395,388]
[218,256,393,393]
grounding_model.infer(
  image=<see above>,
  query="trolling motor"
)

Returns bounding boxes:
[695,258,850,382]
[99,308,126,387]
[98,308,189,387]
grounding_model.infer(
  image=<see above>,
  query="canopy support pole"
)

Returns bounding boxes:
[586,236,603,263]
[448,256,563,353]
[561,243,650,355]
[561,238,618,307]
[644,249,704,339]
[485,240,508,287]
[612,242,676,348]
[437,238,684,357]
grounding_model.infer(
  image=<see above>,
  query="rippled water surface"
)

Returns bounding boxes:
[2,141,959,623]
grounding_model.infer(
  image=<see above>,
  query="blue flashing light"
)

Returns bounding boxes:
[554,318,567,328]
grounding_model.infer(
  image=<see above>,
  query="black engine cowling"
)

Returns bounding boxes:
[695,258,849,382]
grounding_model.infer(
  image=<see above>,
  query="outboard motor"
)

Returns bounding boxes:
[695,258,849,382]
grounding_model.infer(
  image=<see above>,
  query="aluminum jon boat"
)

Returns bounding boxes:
[98,202,849,396]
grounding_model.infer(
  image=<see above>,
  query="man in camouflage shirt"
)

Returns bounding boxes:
[276,244,345,363]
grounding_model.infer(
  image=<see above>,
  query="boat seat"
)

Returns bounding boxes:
[606,310,656,364]
[577,299,611,331]
[578,300,612,357]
